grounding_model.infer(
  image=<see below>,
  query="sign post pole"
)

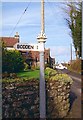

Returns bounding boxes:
[37,0,47,118]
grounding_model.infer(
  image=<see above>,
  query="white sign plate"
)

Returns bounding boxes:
[14,43,39,51]
[14,43,45,52]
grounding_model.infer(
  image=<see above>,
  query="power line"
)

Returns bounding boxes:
[9,1,31,37]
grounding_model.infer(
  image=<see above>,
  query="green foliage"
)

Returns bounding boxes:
[45,67,57,77]
[2,77,38,84]
[24,62,29,71]
[67,59,81,73]
[35,66,40,70]
[17,70,39,79]
[45,63,51,68]
[2,50,24,73]
[31,65,36,70]
[2,67,73,85]
[50,74,73,84]
[45,67,73,84]
[65,2,82,57]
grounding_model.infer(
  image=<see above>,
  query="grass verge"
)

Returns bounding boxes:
[17,69,40,79]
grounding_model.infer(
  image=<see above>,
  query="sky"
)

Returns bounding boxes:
[1,0,76,63]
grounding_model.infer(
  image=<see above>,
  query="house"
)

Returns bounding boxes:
[1,32,55,67]
[1,32,19,50]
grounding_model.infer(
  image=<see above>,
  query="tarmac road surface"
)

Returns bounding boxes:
[57,69,81,118]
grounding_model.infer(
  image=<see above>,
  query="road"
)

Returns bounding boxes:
[58,69,81,118]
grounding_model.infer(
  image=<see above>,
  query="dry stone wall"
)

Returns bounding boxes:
[46,80,71,118]
[2,80,39,118]
[2,68,73,118]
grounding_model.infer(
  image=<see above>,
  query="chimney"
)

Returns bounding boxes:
[14,32,20,42]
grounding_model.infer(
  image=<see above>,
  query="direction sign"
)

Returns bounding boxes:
[14,43,45,52]
[14,43,39,51]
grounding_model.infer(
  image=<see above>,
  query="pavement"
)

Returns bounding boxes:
[59,69,82,118]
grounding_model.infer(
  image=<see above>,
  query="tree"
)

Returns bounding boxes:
[65,2,82,57]
[2,48,25,73]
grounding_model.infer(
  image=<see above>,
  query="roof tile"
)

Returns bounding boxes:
[0,37,19,47]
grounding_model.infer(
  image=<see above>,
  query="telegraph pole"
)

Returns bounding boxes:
[37,0,47,118]
[70,43,72,63]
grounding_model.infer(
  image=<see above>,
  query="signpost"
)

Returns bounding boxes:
[37,0,47,118]
[14,0,47,118]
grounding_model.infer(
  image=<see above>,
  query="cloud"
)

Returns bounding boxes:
[47,45,76,63]
[49,45,69,57]
[2,2,64,28]
[2,7,40,27]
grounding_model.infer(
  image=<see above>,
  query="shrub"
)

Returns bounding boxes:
[68,59,81,73]
[2,50,24,73]
[2,72,10,78]
[45,67,57,77]
[45,63,50,68]
[50,74,73,84]
[9,73,17,79]
[31,65,35,70]
[35,66,40,70]
[24,62,29,71]
[45,67,73,84]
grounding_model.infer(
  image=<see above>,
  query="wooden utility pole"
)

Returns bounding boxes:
[41,0,44,33]
[70,43,72,62]
[37,0,47,118]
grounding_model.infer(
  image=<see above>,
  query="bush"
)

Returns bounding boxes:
[31,65,35,70]
[9,73,17,79]
[45,63,50,68]
[68,59,81,73]
[45,67,58,77]
[2,50,24,73]
[2,72,10,78]
[24,62,29,71]
[35,66,40,70]
[45,67,73,84]
[50,74,73,84]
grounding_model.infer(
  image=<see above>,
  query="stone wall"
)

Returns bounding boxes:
[46,80,71,118]
[3,78,72,118]
[2,80,39,118]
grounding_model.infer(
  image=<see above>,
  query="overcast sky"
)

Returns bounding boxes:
[1,0,76,63]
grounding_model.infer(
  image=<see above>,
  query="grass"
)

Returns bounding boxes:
[17,69,40,79]
[2,69,47,83]
[2,67,73,84]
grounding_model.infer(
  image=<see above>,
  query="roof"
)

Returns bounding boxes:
[0,37,19,47]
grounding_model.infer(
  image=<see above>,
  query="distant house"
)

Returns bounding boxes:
[1,32,55,67]
[1,32,19,50]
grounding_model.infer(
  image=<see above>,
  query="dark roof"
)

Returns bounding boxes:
[0,37,19,47]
